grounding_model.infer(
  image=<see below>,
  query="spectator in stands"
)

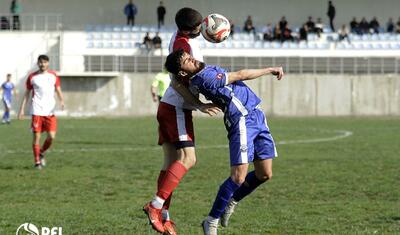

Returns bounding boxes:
[369,17,380,34]
[306,16,315,33]
[359,17,369,34]
[350,17,360,34]
[157,1,166,29]
[273,24,281,41]
[327,1,336,32]
[243,16,256,34]
[262,23,273,42]
[315,18,324,38]
[338,24,350,43]
[386,17,394,33]
[143,32,152,52]
[396,17,400,34]
[10,0,21,30]
[152,32,162,49]
[0,16,10,30]
[279,16,288,33]
[124,0,138,26]
[282,25,294,42]
[299,24,308,42]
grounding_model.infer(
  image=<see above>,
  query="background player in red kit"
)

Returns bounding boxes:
[143,7,220,235]
[18,55,65,170]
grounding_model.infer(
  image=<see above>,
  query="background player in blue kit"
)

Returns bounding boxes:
[165,49,284,235]
[1,74,16,124]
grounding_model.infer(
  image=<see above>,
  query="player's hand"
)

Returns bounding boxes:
[60,102,65,111]
[199,103,222,116]
[270,67,284,80]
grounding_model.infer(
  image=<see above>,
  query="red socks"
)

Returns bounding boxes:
[41,138,53,153]
[157,161,188,200]
[32,144,40,164]
[157,170,172,209]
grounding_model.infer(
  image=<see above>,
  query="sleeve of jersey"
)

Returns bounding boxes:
[173,38,191,54]
[200,67,228,90]
[26,75,33,90]
[55,75,60,87]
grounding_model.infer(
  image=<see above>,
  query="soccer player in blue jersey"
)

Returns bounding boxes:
[1,74,16,124]
[165,49,284,235]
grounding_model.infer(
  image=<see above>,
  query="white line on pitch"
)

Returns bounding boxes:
[1,129,353,155]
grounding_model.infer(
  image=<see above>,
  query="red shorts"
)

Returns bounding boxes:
[31,115,57,133]
[157,102,194,148]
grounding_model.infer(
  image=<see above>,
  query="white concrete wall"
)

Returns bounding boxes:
[0,0,399,30]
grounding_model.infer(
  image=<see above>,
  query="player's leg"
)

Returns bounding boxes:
[39,116,57,166]
[31,115,43,168]
[222,110,277,227]
[203,116,253,233]
[144,103,194,233]
[202,164,247,235]
[2,99,10,123]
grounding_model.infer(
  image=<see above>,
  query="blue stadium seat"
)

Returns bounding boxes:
[87,42,94,48]
[124,42,133,48]
[95,42,104,48]
[114,42,123,49]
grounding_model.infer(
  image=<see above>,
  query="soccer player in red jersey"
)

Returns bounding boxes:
[18,55,65,170]
[143,8,220,235]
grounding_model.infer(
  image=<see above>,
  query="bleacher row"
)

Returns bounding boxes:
[85,24,400,50]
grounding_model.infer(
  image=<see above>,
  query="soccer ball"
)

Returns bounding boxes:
[201,13,231,43]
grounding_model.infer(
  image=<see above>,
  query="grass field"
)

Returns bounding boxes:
[0,116,399,235]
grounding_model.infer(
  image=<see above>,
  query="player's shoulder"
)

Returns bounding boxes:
[28,70,40,79]
[47,70,58,77]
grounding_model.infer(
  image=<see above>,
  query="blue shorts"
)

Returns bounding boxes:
[226,109,277,166]
[2,98,11,109]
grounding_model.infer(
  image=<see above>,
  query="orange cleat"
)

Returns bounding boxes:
[163,220,177,235]
[143,202,165,233]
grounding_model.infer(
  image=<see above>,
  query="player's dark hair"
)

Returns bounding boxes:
[164,49,185,75]
[38,54,49,61]
[175,7,202,31]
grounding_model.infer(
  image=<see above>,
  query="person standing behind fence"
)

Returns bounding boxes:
[157,1,166,29]
[151,70,170,102]
[327,1,336,32]
[10,0,21,30]
[124,0,137,26]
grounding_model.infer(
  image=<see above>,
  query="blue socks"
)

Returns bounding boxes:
[232,171,266,202]
[209,177,240,219]
[3,111,9,121]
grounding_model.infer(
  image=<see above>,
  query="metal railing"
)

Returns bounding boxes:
[0,14,62,31]
[83,55,400,74]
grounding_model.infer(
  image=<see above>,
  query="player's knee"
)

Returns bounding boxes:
[180,154,196,169]
[257,171,272,181]
[231,175,246,185]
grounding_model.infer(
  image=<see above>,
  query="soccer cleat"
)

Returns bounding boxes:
[163,220,177,235]
[40,153,46,167]
[221,199,238,227]
[143,202,165,233]
[34,163,43,170]
[202,219,218,235]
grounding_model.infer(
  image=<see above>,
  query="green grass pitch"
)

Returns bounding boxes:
[0,116,399,234]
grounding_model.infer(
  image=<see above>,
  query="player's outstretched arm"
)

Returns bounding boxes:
[55,86,65,110]
[18,89,30,119]
[227,67,284,84]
